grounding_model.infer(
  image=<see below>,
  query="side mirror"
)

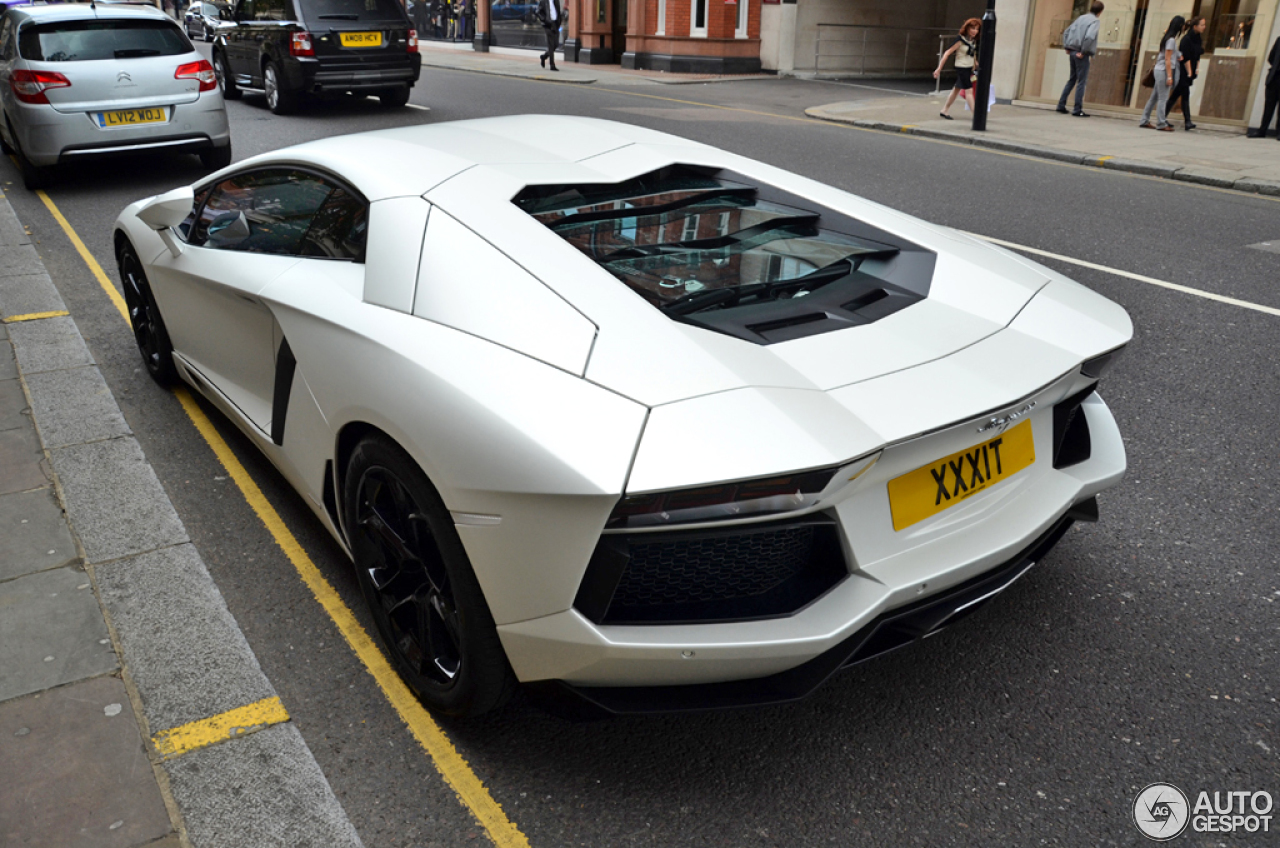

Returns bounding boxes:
[137,186,195,231]
[206,211,251,246]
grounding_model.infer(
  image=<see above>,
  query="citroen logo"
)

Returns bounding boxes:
[116,71,133,84]
[976,401,1035,434]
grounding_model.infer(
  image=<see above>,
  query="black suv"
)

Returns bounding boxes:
[212,0,421,114]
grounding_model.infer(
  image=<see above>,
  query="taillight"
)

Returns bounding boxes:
[290,31,314,57]
[10,69,71,105]
[407,28,418,52]
[175,60,218,92]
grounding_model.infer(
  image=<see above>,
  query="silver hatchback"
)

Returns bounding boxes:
[0,3,230,189]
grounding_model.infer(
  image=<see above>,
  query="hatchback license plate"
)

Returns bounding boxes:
[97,107,167,128]
[340,31,382,46]
[887,419,1035,531]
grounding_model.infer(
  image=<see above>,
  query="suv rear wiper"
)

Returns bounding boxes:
[660,257,856,317]
[115,48,161,57]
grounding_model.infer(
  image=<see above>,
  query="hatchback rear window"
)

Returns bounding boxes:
[298,0,406,22]
[515,165,936,345]
[19,19,190,62]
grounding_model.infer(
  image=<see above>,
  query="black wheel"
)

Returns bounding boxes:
[117,242,178,385]
[344,435,516,717]
[0,123,12,155]
[263,61,297,115]
[199,143,232,170]
[214,52,241,100]
[378,86,410,108]
[204,24,213,42]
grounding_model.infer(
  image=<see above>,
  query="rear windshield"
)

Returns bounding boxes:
[298,0,406,22]
[515,166,931,345]
[19,19,190,61]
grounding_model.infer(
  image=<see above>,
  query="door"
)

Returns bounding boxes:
[611,0,626,57]
[146,168,354,431]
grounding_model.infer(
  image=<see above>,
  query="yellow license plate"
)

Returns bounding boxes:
[99,107,167,127]
[887,419,1035,531]
[340,31,383,47]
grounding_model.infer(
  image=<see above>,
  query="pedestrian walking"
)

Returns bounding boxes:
[933,18,981,120]
[1246,35,1280,139]
[1166,16,1206,130]
[536,0,561,71]
[1056,1,1104,117]
[1139,15,1185,132]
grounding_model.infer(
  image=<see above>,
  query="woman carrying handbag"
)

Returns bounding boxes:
[1139,16,1186,132]
[934,19,982,120]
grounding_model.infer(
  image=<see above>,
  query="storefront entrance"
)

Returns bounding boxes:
[1019,0,1275,124]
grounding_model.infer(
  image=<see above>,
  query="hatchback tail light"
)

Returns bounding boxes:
[10,70,71,105]
[175,60,218,92]
[290,31,315,57]
[407,28,418,52]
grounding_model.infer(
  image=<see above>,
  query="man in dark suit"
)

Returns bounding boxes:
[1247,36,1280,138]
[536,0,561,71]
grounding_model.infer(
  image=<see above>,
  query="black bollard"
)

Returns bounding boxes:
[971,0,997,131]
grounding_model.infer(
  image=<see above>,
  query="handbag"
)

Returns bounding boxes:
[1141,68,1155,87]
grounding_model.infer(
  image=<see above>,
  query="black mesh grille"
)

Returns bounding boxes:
[576,517,848,625]
[614,525,817,608]
[1053,384,1095,469]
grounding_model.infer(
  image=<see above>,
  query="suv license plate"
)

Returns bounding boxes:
[97,107,168,128]
[887,419,1036,531]
[340,31,383,46]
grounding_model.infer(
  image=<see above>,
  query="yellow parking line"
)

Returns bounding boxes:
[153,696,290,759]
[2,310,69,323]
[38,192,532,848]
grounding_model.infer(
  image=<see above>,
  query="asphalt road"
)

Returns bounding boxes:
[4,54,1278,848]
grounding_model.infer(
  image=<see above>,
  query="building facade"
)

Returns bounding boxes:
[464,0,1279,129]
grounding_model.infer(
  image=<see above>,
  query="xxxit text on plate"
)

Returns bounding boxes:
[887,419,1035,532]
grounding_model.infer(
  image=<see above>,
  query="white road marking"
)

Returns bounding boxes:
[967,232,1280,319]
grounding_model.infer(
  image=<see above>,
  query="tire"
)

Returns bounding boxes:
[378,86,411,108]
[263,61,297,115]
[117,241,178,385]
[343,435,516,717]
[9,120,51,191]
[214,52,241,100]
[204,25,213,42]
[199,143,232,170]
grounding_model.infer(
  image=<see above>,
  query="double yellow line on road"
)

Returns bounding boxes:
[35,190,530,848]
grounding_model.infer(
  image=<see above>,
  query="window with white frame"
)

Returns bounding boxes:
[691,0,707,37]
[656,0,665,35]
[734,0,747,39]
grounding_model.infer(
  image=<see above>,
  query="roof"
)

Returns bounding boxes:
[6,2,169,22]
[230,115,708,202]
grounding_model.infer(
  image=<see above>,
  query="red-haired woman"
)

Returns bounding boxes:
[934,18,982,119]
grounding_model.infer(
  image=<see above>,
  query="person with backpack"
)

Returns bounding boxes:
[1057,1,1105,117]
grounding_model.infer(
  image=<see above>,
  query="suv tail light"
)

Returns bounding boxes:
[407,28,418,52]
[290,31,314,56]
[10,70,71,105]
[175,60,217,92]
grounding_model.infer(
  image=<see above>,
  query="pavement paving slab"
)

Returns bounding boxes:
[0,243,48,279]
[164,722,363,848]
[24,365,132,450]
[48,437,189,565]
[8,316,95,375]
[0,676,174,848]
[94,543,278,733]
[0,374,27,431]
[0,273,67,321]
[0,424,49,496]
[0,487,77,581]
[0,331,16,382]
[0,566,117,702]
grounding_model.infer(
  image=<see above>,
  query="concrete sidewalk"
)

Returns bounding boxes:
[807,93,1280,195]
[0,190,362,847]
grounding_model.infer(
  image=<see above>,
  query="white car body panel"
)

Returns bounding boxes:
[113,116,1133,710]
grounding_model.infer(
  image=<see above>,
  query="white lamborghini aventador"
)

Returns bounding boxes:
[113,116,1130,718]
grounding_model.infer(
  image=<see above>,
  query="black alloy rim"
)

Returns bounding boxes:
[355,467,462,686]
[120,252,163,374]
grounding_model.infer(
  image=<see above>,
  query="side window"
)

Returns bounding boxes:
[177,184,214,242]
[299,188,368,261]
[237,0,255,20]
[189,169,335,256]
